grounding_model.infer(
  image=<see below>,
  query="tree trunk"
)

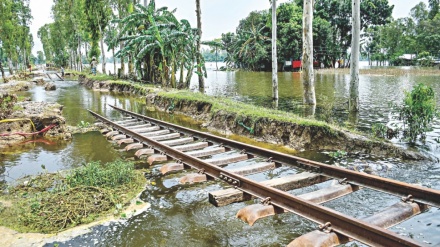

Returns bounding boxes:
[78,36,83,72]
[144,0,148,6]
[8,58,14,75]
[70,50,73,69]
[99,30,106,74]
[215,48,218,70]
[171,57,176,88]
[0,61,5,82]
[349,0,360,112]
[113,48,116,76]
[84,43,88,59]
[179,62,184,86]
[185,64,194,88]
[272,0,279,108]
[302,0,316,105]
[195,0,205,92]
[129,55,133,75]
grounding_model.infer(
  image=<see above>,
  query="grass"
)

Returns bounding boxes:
[79,74,360,137]
[158,90,333,130]
[107,80,156,95]
[0,160,145,234]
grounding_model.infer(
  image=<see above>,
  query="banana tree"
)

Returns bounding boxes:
[115,1,205,88]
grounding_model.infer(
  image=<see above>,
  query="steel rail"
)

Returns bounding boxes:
[89,108,426,247]
[108,104,440,208]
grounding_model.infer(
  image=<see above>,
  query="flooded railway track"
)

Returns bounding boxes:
[89,105,440,247]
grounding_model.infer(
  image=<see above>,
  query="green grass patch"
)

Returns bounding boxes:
[0,160,145,234]
[88,74,115,81]
[106,80,156,95]
[158,90,336,131]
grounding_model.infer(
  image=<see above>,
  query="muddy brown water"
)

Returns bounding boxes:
[0,69,439,246]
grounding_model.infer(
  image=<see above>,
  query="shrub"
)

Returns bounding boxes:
[66,160,136,188]
[0,160,145,233]
[371,123,387,138]
[399,83,436,142]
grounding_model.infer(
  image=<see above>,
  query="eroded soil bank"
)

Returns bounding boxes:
[79,76,428,160]
[0,80,71,149]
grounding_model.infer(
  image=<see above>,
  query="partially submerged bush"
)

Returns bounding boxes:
[0,160,145,233]
[371,123,388,138]
[399,83,436,142]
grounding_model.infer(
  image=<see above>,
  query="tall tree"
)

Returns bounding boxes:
[85,0,111,74]
[429,0,439,19]
[350,0,360,112]
[271,0,278,108]
[302,0,316,105]
[195,0,205,92]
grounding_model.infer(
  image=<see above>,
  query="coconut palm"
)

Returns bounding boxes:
[236,20,270,70]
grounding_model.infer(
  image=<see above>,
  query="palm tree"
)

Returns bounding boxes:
[236,20,269,70]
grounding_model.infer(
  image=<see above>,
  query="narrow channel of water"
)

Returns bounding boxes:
[1,69,439,246]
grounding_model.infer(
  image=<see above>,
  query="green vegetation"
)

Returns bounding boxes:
[328,150,348,159]
[158,90,332,130]
[399,83,436,142]
[0,0,32,75]
[0,93,17,120]
[77,121,91,128]
[372,123,387,138]
[221,0,393,70]
[0,160,145,233]
[88,73,115,81]
[367,2,440,66]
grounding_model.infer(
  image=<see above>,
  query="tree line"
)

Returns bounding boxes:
[1,1,439,86]
[365,0,440,66]
[0,0,33,80]
[218,0,392,70]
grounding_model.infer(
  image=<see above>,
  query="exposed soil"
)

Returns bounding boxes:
[0,79,71,149]
[81,77,430,160]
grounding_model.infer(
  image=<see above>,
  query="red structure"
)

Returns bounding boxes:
[292,60,320,70]
[292,60,302,69]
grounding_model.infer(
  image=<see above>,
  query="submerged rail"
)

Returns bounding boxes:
[108,105,440,208]
[87,106,438,246]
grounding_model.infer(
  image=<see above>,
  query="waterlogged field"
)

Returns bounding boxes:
[1,67,440,246]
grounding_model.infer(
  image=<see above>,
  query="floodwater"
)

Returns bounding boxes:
[0,66,439,246]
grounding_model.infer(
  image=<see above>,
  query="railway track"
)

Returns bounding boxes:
[89,105,440,247]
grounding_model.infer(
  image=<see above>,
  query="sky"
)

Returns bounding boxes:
[30,0,429,55]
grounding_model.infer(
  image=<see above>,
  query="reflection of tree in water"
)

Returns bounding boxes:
[0,161,5,189]
[0,140,70,186]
